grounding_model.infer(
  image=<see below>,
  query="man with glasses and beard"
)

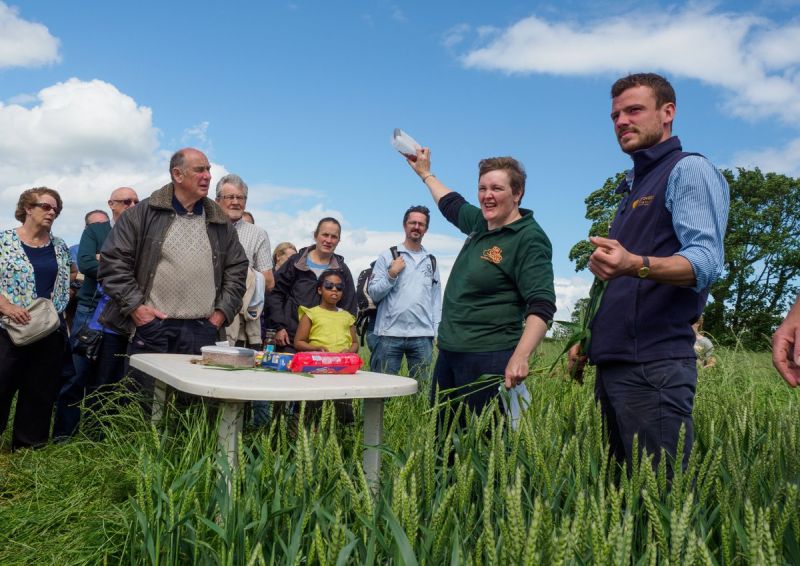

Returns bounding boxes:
[368,205,441,379]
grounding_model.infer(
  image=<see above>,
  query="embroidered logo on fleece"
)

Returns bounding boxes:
[632,195,655,209]
[481,246,503,264]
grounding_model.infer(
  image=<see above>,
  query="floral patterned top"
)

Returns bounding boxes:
[0,228,71,313]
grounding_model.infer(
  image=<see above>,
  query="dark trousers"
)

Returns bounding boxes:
[431,348,514,419]
[83,332,130,427]
[90,332,129,392]
[126,318,220,401]
[0,327,65,449]
[595,358,697,474]
[53,303,93,438]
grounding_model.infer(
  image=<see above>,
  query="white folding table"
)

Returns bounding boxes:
[129,353,418,490]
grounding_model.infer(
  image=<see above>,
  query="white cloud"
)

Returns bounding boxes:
[0,2,60,68]
[554,275,593,323]
[182,121,211,147]
[390,6,407,23]
[459,7,800,124]
[0,78,165,241]
[751,23,800,69]
[246,182,323,204]
[442,23,471,50]
[246,204,341,251]
[731,138,800,177]
[6,92,36,105]
[0,78,160,175]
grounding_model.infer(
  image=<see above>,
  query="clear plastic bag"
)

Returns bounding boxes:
[391,128,422,160]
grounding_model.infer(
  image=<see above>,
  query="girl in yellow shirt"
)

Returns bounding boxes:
[294,270,358,353]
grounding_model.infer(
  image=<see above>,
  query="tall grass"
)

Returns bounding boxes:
[1,342,798,564]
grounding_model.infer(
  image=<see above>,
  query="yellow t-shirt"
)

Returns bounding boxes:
[298,305,355,352]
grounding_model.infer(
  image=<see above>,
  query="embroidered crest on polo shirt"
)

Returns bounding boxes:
[632,195,655,209]
[481,246,503,264]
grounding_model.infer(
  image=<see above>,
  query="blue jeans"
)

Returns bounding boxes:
[364,318,379,352]
[370,336,433,378]
[431,348,514,417]
[53,303,93,438]
[595,358,697,475]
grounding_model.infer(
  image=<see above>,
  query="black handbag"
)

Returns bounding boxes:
[72,288,104,361]
[73,326,103,360]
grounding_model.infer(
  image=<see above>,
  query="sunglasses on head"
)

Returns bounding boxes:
[110,198,139,206]
[322,281,344,291]
[32,202,60,216]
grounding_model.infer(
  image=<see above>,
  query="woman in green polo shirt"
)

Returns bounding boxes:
[404,147,556,416]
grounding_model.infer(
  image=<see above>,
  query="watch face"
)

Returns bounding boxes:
[638,266,650,278]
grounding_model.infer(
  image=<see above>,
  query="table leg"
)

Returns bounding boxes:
[363,398,385,493]
[152,380,167,425]
[219,401,244,473]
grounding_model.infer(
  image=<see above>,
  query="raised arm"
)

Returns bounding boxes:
[405,148,452,205]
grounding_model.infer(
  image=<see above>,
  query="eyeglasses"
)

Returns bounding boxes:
[322,281,344,291]
[110,199,139,206]
[31,202,60,216]
[220,195,246,201]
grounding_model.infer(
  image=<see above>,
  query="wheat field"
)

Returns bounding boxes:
[0,342,798,564]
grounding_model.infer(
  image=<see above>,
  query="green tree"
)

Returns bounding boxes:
[568,173,625,271]
[570,297,589,325]
[569,167,800,350]
[704,169,800,349]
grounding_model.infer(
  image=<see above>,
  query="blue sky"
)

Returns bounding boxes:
[2,0,799,319]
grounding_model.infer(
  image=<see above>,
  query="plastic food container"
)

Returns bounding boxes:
[200,346,256,368]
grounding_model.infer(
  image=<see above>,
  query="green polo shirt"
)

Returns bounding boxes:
[438,201,555,353]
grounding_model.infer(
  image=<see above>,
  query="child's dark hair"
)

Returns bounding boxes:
[317,269,344,288]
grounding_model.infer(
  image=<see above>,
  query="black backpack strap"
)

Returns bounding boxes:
[390,246,399,259]
[356,311,376,347]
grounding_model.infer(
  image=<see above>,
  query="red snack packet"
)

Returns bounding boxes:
[288,352,363,374]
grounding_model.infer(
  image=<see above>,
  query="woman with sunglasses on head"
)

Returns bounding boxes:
[0,187,71,449]
[294,270,358,353]
[268,217,357,351]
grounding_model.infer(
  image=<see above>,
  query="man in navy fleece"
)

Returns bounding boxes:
[570,73,729,474]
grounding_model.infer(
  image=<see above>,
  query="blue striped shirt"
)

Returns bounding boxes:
[629,155,729,291]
